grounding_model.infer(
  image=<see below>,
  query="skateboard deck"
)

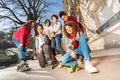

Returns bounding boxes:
[58,61,80,73]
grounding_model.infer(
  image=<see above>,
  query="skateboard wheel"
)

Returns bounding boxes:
[58,64,63,69]
[75,67,80,71]
[68,68,74,73]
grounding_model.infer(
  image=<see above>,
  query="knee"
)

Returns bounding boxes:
[61,57,68,64]
[61,53,70,64]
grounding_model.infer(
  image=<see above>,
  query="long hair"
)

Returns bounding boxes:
[23,20,35,31]
[44,19,51,26]
[64,21,80,38]
[36,24,43,35]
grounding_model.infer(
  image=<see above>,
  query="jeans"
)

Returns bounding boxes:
[12,38,26,59]
[62,36,90,64]
[51,34,65,55]
[37,44,52,68]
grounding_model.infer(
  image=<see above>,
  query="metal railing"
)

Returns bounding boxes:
[96,10,120,34]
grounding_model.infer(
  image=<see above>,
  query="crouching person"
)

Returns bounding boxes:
[35,24,52,68]
[12,20,35,71]
[62,21,98,73]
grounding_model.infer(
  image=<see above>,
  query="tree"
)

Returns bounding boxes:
[0,0,58,28]
[0,0,62,49]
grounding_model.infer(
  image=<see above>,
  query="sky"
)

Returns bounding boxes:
[0,0,64,31]
[43,0,64,25]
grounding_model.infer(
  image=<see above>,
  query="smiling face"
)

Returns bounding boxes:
[37,26,43,34]
[45,20,51,27]
[52,17,57,23]
[65,25,73,34]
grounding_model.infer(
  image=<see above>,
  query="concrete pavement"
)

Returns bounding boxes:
[0,48,120,80]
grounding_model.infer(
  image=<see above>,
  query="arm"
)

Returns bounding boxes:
[66,38,77,58]
[18,26,26,48]
[25,30,31,47]
[44,35,50,44]
[35,37,39,53]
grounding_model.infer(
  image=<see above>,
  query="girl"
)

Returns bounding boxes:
[35,24,52,68]
[12,20,35,71]
[62,21,98,73]
[43,19,52,39]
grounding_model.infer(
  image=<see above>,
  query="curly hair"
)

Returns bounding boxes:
[64,21,80,38]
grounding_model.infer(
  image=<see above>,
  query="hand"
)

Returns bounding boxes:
[71,51,77,58]
[18,43,23,48]
[51,33,55,38]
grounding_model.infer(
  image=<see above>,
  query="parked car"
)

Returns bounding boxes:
[0,49,18,67]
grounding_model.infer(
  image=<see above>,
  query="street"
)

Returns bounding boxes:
[0,48,120,80]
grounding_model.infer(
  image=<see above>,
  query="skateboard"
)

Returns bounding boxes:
[58,61,80,73]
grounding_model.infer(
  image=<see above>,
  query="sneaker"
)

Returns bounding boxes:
[47,59,52,65]
[85,61,98,73]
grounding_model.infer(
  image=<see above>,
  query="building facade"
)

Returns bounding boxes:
[62,0,120,50]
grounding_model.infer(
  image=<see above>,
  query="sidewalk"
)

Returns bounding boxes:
[0,48,120,80]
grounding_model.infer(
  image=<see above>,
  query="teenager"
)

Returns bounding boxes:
[43,19,52,39]
[62,21,98,73]
[35,24,53,68]
[12,20,35,71]
[51,14,66,56]
[59,11,84,32]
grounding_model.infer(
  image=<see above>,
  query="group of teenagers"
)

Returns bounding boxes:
[12,11,98,73]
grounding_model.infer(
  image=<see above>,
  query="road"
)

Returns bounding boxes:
[0,48,120,80]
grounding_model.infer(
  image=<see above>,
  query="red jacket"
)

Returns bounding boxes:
[12,25,31,47]
[65,16,84,32]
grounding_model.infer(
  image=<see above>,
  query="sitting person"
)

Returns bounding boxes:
[59,11,84,32]
[51,14,66,56]
[61,21,98,73]
[43,19,52,39]
[35,24,52,68]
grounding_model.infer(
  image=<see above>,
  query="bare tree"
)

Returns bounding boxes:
[0,0,58,29]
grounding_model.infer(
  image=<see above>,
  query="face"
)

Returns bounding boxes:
[37,26,43,34]
[30,22,35,29]
[52,17,57,23]
[65,25,73,34]
[61,15,68,22]
[45,21,50,27]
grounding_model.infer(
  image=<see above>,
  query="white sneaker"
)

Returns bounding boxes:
[85,61,98,73]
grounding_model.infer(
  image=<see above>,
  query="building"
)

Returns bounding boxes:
[62,0,120,50]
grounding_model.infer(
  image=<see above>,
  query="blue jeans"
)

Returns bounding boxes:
[51,34,65,55]
[12,38,26,59]
[62,36,90,64]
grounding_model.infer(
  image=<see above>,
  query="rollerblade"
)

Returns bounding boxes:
[17,60,30,72]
